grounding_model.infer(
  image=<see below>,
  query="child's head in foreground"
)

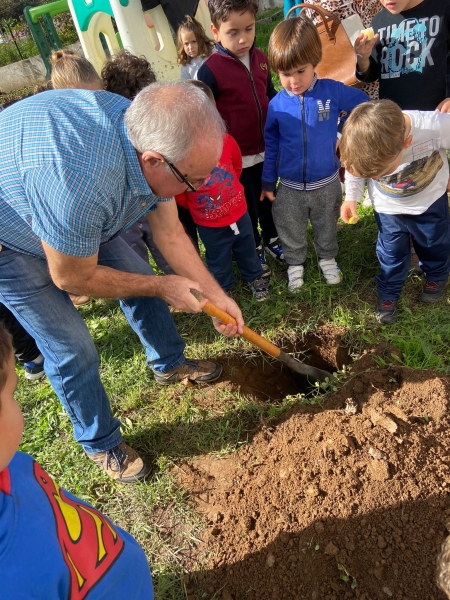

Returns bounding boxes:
[102,50,156,100]
[208,0,258,58]
[268,15,321,96]
[177,15,214,65]
[50,50,102,91]
[0,325,23,473]
[339,99,413,180]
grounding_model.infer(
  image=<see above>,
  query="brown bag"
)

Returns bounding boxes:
[285,3,360,87]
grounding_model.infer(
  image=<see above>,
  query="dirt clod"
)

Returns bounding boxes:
[344,397,358,415]
[368,447,388,461]
[266,552,276,567]
[324,541,340,556]
[369,408,398,433]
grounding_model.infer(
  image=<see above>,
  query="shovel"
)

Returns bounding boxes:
[192,291,332,383]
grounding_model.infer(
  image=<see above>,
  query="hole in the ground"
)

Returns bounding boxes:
[217,330,353,401]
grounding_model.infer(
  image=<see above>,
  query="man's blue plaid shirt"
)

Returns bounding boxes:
[0,89,170,258]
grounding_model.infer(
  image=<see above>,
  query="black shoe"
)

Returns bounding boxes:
[375,299,397,324]
[419,279,447,303]
[256,245,271,277]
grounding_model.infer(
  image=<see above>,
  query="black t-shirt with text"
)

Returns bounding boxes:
[359,0,450,110]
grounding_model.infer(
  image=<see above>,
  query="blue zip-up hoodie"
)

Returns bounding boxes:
[262,77,368,190]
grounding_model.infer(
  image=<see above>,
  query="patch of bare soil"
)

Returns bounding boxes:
[177,346,450,600]
[214,325,351,402]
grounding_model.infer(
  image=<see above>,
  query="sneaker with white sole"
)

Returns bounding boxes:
[319,258,342,285]
[248,276,269,302]
[265,237,285,261]
[288,265,304,291]
[23,353,46,381]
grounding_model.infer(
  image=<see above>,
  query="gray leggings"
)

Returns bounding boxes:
[272,179,342,266]
[120,216,174,274]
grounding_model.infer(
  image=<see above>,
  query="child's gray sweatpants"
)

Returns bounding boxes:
[272,179,342,266]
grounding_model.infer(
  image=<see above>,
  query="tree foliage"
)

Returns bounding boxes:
[0,0,44,21]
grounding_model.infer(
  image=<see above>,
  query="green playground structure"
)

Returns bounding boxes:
[24,0,121,79]
[23,0,69,79]
[23,0,211,82]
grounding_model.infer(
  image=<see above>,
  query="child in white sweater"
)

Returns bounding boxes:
[340,99,450,324]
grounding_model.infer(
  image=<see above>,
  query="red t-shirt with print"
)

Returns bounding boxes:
[175,133,247,228]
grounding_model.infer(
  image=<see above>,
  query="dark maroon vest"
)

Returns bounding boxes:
[205,47,270,156]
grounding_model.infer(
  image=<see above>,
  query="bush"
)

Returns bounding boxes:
[0,12,79,68]
[54,12,79,47]
[0,37,40,67]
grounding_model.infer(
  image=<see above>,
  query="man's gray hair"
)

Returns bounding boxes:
[125,81,225,164]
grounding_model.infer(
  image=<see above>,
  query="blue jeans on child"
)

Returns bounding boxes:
[374,192,450,301]
[197,212,263,291]
[0,236,186,453]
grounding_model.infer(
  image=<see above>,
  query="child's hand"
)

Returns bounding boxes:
[354,32,379,62]
[260,190,275,202]
[437,98,450,113]
[341,200,358,224]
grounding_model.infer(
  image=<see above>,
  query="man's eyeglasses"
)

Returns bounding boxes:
[163,156,206,192]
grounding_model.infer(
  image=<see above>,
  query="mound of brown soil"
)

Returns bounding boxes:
[178,350,450,600]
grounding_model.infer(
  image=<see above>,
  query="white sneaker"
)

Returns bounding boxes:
[288,265,304,291]
[319,258,342,285]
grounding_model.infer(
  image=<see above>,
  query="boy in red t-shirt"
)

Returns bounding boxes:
[175,83,268,301]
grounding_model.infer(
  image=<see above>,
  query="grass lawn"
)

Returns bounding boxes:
[14,8,450,600]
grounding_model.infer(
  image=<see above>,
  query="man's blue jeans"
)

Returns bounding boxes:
[0,236,186,453]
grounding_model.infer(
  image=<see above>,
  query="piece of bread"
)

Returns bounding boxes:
[360,27,374,41]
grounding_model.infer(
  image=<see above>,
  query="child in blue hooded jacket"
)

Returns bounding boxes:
[261,15,367,291]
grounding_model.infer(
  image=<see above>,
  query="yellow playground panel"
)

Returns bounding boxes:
[67,0,213,80]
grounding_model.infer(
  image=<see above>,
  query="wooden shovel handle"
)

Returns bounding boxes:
[193,292,332,382]
[202,300,282,359]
